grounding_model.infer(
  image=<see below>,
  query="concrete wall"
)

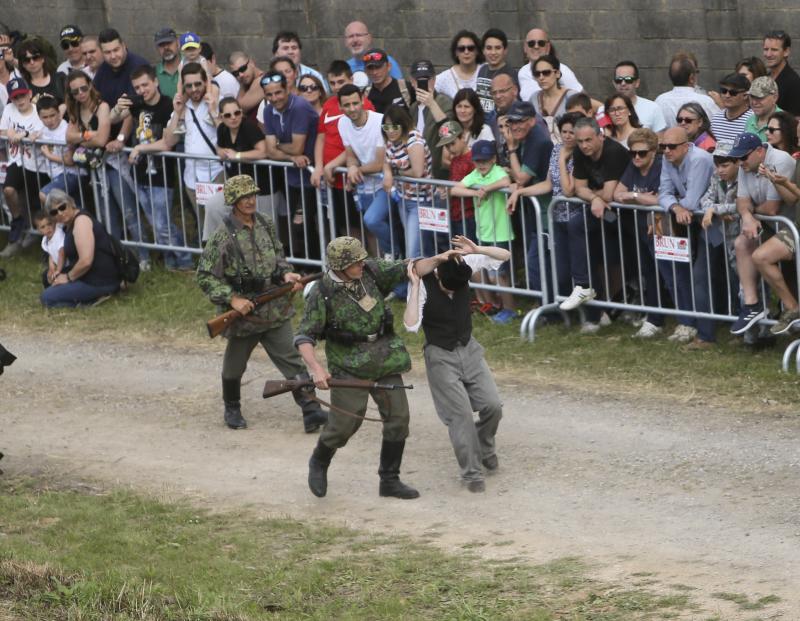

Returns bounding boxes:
[4,0,800,100]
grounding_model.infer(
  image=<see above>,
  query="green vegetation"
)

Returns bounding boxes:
[2,247,798,411]
[0,477,703,620]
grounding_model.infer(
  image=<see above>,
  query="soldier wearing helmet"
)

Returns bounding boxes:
[197,174,328,432]
[294,235,461,500]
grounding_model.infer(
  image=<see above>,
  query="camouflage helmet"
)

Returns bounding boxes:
[224,174,258,206]
[326,236,368,271]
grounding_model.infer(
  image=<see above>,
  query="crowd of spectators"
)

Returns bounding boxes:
[0,20,799,343]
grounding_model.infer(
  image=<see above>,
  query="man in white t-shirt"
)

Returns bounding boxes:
[611,60,666,133]
[517,28,582,101]
[324,84,393,256]
[165,62,223,212]
[728,132,798,336]
[0,78,46,257]
[56,25,88,77]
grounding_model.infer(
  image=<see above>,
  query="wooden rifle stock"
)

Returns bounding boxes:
[263,378,414,398]
[206,272,322,338]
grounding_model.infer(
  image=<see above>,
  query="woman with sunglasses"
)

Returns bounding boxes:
[17,39,65,105]
[765,110,799,155]
[297,75,326,114]
[216,97,267,176]
[518,28,583,101]
[64,70,110,164]
[676,102,716,152]
[434,30,484,99]
[531,55,580,143]
[381,105,433,262]
[40,189,121,308]
[603,93,642,147]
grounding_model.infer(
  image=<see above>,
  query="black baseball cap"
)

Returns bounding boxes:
[154,27,177,45]
[363,49,388,68]
[410,59,434,79]
[60,25,83,41]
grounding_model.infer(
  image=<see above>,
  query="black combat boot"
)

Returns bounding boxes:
[378,439,420,499]
[308,440,337,497]
[222,378,247,429]
[292,372,329,433]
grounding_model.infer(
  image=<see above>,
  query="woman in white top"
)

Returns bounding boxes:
[435,30,484,99]
[442,89,493,168]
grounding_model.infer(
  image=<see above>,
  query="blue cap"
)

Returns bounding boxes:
[180,32,200,50]
[505,100,536,121]
[727,132,764,158]
[6,77,30,99]
[471,140,497,161]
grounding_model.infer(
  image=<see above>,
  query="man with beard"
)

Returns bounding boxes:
[153,27,179,99]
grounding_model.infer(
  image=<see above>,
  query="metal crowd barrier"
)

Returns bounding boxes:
[523,196,800,371]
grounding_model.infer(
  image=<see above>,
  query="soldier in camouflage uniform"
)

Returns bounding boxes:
[197,174,328,432]
[295,236,456,499]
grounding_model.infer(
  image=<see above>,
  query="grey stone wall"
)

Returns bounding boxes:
[5,0,800,100]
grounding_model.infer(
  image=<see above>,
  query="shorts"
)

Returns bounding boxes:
[484,240,511,277]
[775,228,797,254]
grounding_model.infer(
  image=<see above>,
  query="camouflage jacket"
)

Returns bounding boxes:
[295,259,411,380]
[197,214,294,338]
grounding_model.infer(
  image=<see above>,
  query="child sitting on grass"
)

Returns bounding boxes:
[450,140,516,324]
[33,210,65,287]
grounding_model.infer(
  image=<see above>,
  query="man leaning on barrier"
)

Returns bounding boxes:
[729,132,798,336]
[196,174,328,433]
[296,236,456,499]
[658,126,716,348]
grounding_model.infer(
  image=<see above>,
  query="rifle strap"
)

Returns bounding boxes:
[308,394,385,423]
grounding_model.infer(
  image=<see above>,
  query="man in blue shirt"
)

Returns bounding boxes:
[658,126,716,348]
[344,21,403,88]
[262,72,321,261]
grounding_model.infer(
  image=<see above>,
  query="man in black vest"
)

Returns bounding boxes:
[403,236,506,493]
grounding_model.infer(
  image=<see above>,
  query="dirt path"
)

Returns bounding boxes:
[2,332,799,619]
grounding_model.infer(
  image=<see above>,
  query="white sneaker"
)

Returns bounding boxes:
[559,285,596,311]
[580,321,600,335]
[139,259,152,272]
[633,321,663,338]
[667,324,697,343]
[599,312,612,327]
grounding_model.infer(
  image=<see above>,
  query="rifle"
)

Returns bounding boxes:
[206,272,322,338]
[263,378,414,398]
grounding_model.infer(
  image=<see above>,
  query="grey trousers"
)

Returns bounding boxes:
[423,337,502,482]
[221,319,305,381]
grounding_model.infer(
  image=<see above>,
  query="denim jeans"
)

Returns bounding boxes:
[552,214,601,322]
[136,185,194,269]
[104,165,149,262]
[357,187,397,257]
[42,173,84,207]
[396,197,422,260]
[40,280,119,308]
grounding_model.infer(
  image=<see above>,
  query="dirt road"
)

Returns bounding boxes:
[1,332,798,619]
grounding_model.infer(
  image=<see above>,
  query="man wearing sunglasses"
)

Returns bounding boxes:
[710,73,753,147]
[56,25,86,77]
[611,60,666,133]
[363,49,414,114]
[517,28,582,102]
[763,30,800,117]
[657,126,716,348]
[228,51,264,122]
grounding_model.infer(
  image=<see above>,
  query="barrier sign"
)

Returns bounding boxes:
[418,205,449,233]
[195,182,224,206]
[654,235,690,262]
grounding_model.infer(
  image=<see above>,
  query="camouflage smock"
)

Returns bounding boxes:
[296,259,411,380]
[197,214,294,338]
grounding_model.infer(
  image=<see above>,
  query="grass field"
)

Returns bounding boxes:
[0,476,708,621]
[1,245,798,412]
